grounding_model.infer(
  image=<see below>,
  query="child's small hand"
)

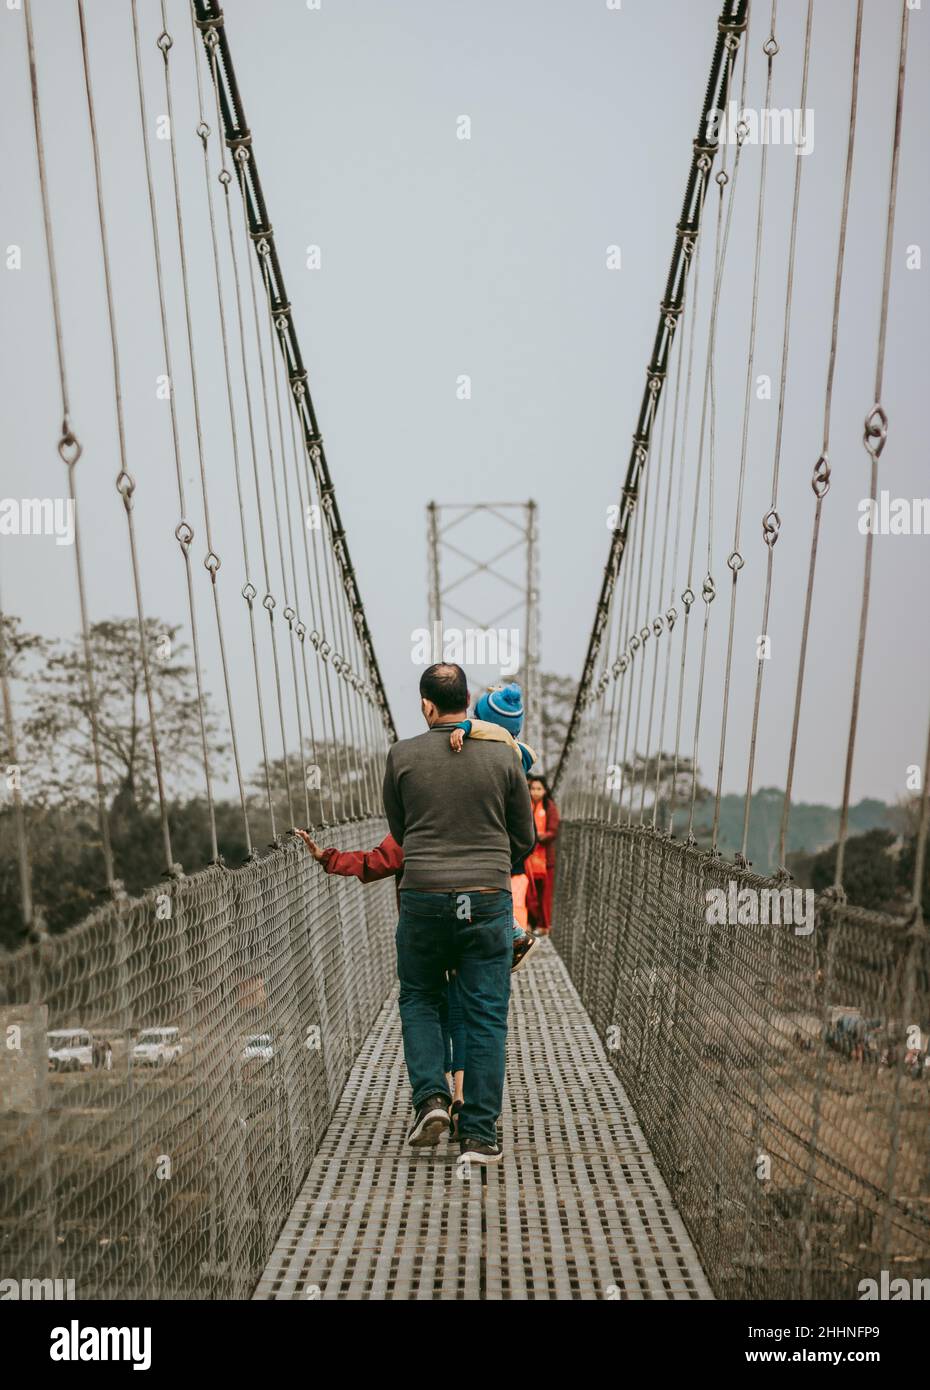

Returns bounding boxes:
[449,728,465,753]
[294,828,326,861]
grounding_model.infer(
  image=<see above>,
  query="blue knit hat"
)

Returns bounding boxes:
[475,683,524,736]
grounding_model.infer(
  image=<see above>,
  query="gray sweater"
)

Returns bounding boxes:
[382,723,536,892]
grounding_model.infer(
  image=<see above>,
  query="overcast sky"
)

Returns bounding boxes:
[1,0,927,811]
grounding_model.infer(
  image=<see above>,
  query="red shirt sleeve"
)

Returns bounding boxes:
[319,834,404,883]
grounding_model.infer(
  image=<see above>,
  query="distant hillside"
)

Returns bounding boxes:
[690,788,897,875]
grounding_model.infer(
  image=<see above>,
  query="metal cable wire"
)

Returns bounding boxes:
[202,28,296,833]
[189,0,395,746]
[834,0,910,890]
[155,0,253,855]
[23,0,117,893]
[606,422,650,811]
[638,368,676,824]
[250,268,312,825]
[305,445,357,818]
[77,0,178,877]
[188,15,280,841]
[650,233,696,827]
[684,26,747,839]
[131,0,218,863]
[777,0,863,870]
[283,389,339,822]
[552,0,927,1303]
[711,0,766,849]
[685,110,735,838]
[222,228,298,833]
[668,167,712,832]
[625,383,669,825]
[616,406,655,819]
[598,504,634,819]
[554,0,750,792]
[739,0,813,864]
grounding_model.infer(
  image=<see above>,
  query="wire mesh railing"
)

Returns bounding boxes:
[555,820,930,1300]
[0,821,396,1299]
[550,0,929,1300]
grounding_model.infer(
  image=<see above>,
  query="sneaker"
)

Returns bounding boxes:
[448,1098,464,1140]
[511,933,539,973]
[408,1095,450,1147]
[459,1136,502,1165]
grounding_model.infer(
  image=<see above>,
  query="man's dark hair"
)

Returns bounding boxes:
[419,663,468,715]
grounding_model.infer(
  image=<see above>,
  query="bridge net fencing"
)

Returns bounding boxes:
[553,0,929,1300]
[1,0,400,1299]
[0,822,396,1299]
[555,823,930,1300]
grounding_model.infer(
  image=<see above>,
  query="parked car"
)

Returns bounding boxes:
[242,1034,274,1063]
[131,1027,182,1068]
[47,1029,93,1072]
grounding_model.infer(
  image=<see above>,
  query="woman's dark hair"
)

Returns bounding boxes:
[419,662,468,714]
[527,774,553,807]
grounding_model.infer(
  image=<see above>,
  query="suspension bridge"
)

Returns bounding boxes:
[1,0,928,1303]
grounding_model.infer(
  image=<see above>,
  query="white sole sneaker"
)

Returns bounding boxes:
[408,1105,450,1147]
[458,1144,503,1165]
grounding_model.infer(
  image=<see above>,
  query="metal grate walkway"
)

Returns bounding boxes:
[254,940,712,1300]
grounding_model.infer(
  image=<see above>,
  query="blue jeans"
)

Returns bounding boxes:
[396,889,512,1145]
[447,923,524,1073]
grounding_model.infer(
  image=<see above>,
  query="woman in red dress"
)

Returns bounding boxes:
[525,776,560,936]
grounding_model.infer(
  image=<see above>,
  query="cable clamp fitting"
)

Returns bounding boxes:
[194,10,225,32]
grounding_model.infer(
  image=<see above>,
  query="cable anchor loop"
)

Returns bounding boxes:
[864,404,888,460]
[58,427,82,467]
[812,454,831,499]
[762,508,782,547]
[115,470,136,507]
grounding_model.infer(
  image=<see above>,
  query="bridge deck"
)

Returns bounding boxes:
[254,940,712,1300]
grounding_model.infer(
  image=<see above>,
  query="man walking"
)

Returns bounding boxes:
[382,662,535,1163]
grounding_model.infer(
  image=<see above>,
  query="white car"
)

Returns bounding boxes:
[242,1034,274,1063]
[48,1029,93,1072]
[131,1027,182,1068]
